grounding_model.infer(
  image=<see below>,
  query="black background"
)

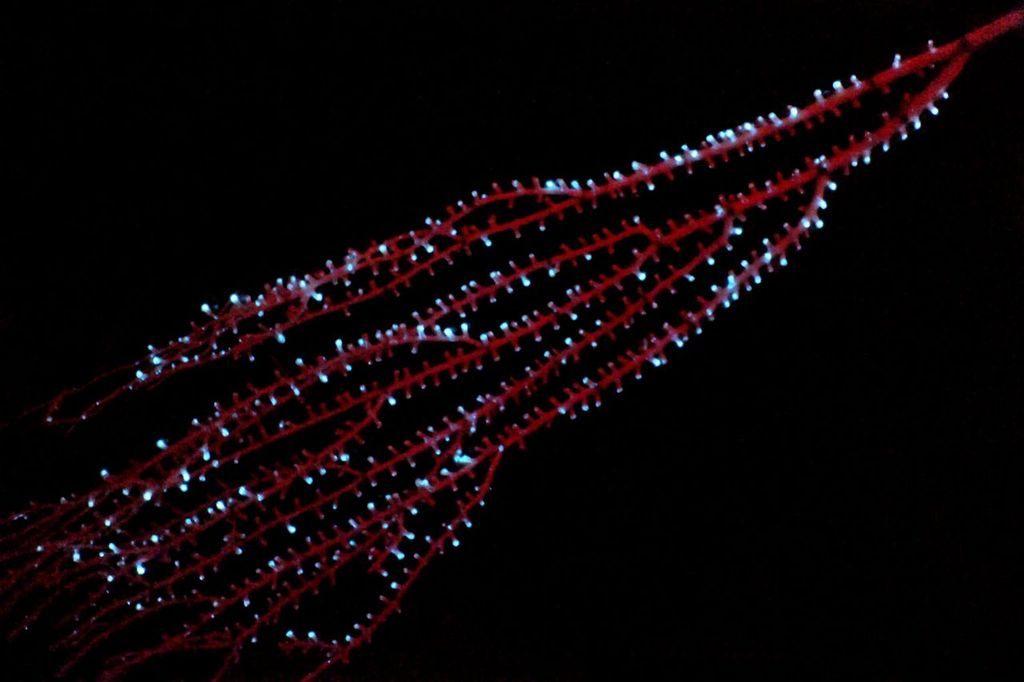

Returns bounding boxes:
[2,1,1023,680]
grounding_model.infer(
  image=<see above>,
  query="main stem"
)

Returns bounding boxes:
[965,6,1024,49]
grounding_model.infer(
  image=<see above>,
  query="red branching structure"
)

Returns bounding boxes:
[2,8,1021,681]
